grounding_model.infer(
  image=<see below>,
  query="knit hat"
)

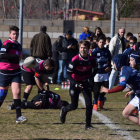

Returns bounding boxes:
[130,51,140,65]
[113,54,128,70]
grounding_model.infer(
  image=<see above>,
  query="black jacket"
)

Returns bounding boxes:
[57,37,78,61]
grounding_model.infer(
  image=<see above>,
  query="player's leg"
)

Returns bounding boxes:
[122,96,139,125]
[22,70,35,101]
[11,73,27,124]
[60,85,80,123]
[93,82,102,111]
[82,84,93,129]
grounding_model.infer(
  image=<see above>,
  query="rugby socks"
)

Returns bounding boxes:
[0,89,8,107]
[23,92,29,101]
[14,99,22,118]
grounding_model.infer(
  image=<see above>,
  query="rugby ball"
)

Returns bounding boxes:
[23,56,36,69]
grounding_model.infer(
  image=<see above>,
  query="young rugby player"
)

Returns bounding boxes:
[92,37,111,111]
[8,90,69,110]
[101,52,140,126]
[0,26,27,123]
[21,59,54,102]
[60,40,97,130]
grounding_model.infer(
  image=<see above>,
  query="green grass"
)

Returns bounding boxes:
[0,84,140,139]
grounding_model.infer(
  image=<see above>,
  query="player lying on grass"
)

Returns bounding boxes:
[60,40,97,130]
[101,51,140,126]
[21,59,54,103]
[7,90,69,110]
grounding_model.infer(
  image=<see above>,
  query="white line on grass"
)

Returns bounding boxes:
[79,95,136,140]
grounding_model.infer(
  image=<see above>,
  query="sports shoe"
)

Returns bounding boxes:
[16,116,27,124]
[60,106,67,123]
[93,104,98,111]
[123,87,131,92]
[98,101,103,109]
[7,104,15,110]
[85,124,94,130]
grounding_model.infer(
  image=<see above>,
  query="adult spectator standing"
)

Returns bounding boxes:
[0,39,2,51]
[79,27,94,42]
[30,25,52,60]
[109,27,126,89]
[57,30,78,84]
[52,36,63,84]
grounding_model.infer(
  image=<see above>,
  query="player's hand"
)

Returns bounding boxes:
[101,87,109,93]
[105,67,111,72]
[35,101,42,106]
[125,90,134,98]
[75,84,83,89]
[67,45,72,49]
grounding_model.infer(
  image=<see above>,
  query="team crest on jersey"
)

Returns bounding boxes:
[16,51,19,55]
[1,48,6,51]
[69,64,73,69]
[120,76,125,82]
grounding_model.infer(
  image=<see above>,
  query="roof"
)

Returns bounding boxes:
[51,8,104,16]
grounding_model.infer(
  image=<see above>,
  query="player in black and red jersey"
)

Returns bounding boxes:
[60,40,97,130]
[0,26,27,123]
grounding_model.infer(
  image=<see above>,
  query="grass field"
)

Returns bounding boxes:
[0,84,140,140]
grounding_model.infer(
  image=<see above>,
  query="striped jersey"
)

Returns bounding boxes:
[0,39,22,75]
[67,54,97,82]
[22,61,46,78]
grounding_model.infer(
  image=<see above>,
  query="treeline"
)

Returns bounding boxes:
[0,0,140,20]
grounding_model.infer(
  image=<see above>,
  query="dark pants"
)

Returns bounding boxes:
[93,81,109,104]
[52,61,59,84]
[64,83,92,125]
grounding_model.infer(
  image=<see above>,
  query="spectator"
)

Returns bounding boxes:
[109,27,126,89]
[79,27,94,42]
[89,42,98,56]
[94,27,106,40]
[92,36,98,44]
[124,36,137,56]
[137,32,140,42]
[52,36,63,84]
[0,39,2,51]
[57,29,78,84]
[30,25,52,60]
[104,37,111,49]
[126,32,133,48]
[86,37,92,42]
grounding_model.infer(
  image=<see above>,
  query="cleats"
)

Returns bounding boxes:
[60,106,67,123]
[7,103,15,110]
[16,116,27,124]
[98,101,103,109]
[93,104,98,111]
[132,110,138,116]
[85,124,94,130]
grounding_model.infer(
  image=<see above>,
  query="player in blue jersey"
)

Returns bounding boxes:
[92,37,112,111]
[101,52,140,126]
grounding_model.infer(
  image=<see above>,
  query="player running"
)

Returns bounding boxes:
[60,40,97,130]
[101,51,140,126]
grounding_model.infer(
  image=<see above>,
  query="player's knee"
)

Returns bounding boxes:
[0,89,8,102]
[122,110,129,118]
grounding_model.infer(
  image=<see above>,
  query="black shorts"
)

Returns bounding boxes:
[0,72,21,87]
[22,70,36,86]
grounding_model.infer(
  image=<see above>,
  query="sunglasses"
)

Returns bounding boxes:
[129,42,134,44]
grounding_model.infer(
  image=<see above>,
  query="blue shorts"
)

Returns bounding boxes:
[0,73,21,87]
